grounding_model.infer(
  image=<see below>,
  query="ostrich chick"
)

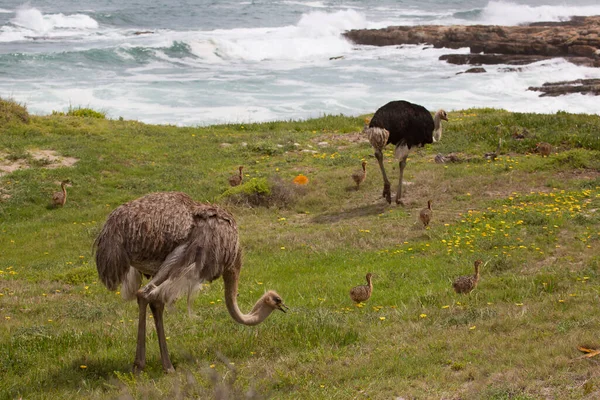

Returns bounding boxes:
[52,180,69,207]
[536,142,552,157]
[419,200,432,228]
[350,273,373,303]
[453,260,483,294]
[352,161,367,190]
[484,138,502,160]
[228,166,244,186]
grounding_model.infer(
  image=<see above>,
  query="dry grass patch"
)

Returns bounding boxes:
[311,129,369,151]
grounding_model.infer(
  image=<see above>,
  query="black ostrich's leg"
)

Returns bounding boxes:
[395,145,410,205]
[374,148,391,204]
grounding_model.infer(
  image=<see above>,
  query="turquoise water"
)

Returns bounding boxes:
[1,0,600,125]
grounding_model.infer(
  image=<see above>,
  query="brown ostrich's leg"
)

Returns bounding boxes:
[395,145,410,205]
[133,296,149,374]
[149,301,175,373]
[374,149,391,204]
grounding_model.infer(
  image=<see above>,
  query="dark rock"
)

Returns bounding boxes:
[499,67,524,72]
[457,67,487,74]
[528,79,600,96]
[440,53,554,66]
[343,15,600,68]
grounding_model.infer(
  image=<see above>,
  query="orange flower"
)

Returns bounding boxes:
[293,174,309,185]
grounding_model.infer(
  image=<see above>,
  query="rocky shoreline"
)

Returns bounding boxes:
[343,16,600,96]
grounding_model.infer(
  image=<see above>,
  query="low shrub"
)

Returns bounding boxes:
[221,176,306,208]
[52,106,106,119]
[0,97,30,124]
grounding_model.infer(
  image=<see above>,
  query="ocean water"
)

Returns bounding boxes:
[1,0,600,125]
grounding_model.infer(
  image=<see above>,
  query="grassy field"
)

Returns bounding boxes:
[1,99,600,399]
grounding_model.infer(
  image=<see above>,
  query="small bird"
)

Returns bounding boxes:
[419,200,432,228]
[228,166,244,186]
[445,153,461,163]
[536,142,552,157]
[350,272,373,303]
[435,153,461,163]
[52,180,69,207]
[351,161,367,190]
[512,127,529,140]
[484,138,502,160]
[453,260,483,294]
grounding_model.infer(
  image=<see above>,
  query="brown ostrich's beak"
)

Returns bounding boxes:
[277,302,289,313]
[442,115,449,121]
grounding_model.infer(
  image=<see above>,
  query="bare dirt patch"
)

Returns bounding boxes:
[312,130,369,150]
[28,150,78,169]
[0,156,28,175]
[0,150,78,177]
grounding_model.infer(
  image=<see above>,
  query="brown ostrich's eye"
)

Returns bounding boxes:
[274,297,282,304]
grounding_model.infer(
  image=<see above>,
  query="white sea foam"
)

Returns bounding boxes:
[0,8,13,13]
[477,1,600,25]
[282,1,327,8]
[181,9,367,63]
[11,7,99,32]
[371,1,600,27]
[0,7,100,42]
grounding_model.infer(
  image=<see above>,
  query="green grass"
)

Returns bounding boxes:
[1,105,600,399]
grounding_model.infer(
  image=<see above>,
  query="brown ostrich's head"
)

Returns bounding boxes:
[261,290,288,313]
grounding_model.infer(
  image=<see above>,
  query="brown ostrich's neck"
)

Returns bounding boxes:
[223,268,272,326]
[61,183,67,201]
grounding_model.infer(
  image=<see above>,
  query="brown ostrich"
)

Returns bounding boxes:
[419,200,432,228]
[351,161,367,190]
[228,166,244,186]
[94,192,287,373]
[453,260,483,294]
[349,272,373,303]
[52,180,69,207]
[536,142,552,157]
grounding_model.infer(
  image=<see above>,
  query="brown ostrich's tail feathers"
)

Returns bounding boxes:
[142,218,238,306]
[94,230,130,292]
[144,273,204,307]
[141,244,205,306]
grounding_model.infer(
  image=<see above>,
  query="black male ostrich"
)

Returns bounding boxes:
[364,100,447,204]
